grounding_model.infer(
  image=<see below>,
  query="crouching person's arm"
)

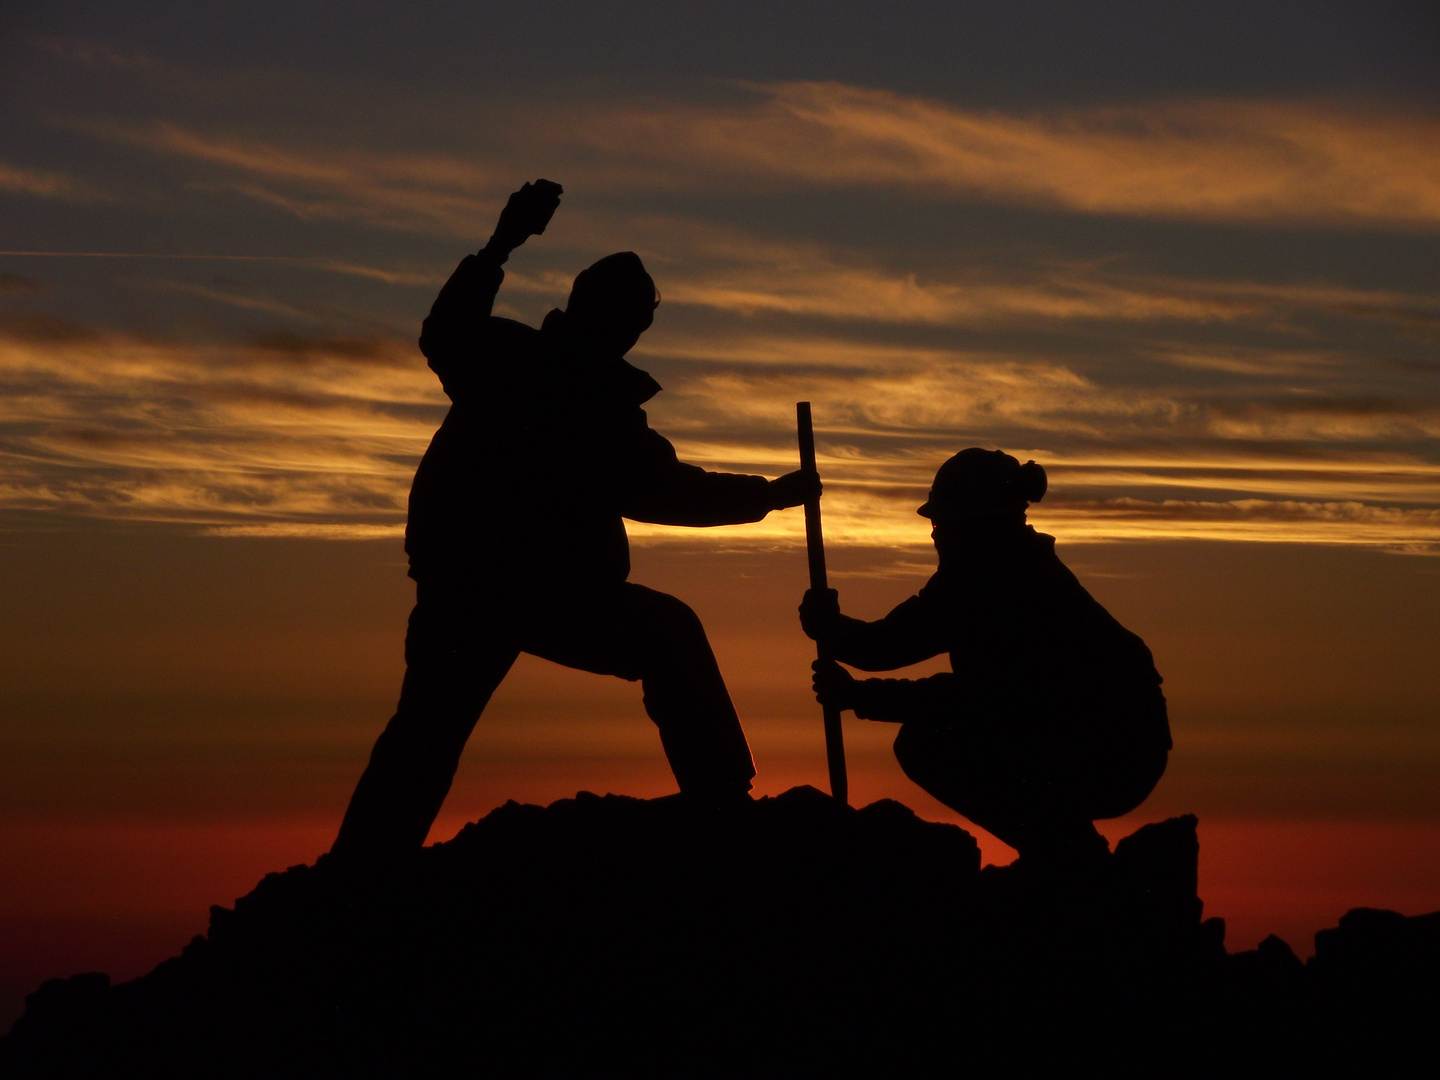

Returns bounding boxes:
[799,588,945,671]
[812,660,956,723]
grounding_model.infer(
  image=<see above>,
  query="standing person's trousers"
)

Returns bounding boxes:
[332,579,756,855]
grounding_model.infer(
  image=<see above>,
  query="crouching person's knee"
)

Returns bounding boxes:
[893,722,1002,820]
[893,722,954,793]
[892,722,924,778]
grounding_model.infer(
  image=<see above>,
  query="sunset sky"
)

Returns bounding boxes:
[2,0,1438,1028]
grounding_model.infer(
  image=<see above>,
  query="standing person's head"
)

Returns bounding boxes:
[918,449,1047,534]
[564,251,660,356]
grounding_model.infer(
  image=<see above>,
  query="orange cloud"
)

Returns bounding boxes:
[75,83,1440,236]
[0,322,438,534]
[573,84,1440,229]
[6,313,1436,549]
[0,162,96,202]
[93,121,507,234]
[1032,498,1440,549]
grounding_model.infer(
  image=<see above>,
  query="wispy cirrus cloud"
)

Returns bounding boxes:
[645,333,1440,447]
[624,329,1440,552]
[0,250,443,291]
[568,83,1440,229]
[27,34,160,74]
[1034,498,1440,551]
[0,161,100,202]
[0,318,439,536]
[70,80,1440,234]
[506,225,1440,334]
[6,313,1437,550]
[87,120,507,234]
[7,53,1437,551]
[627,495,1440,553]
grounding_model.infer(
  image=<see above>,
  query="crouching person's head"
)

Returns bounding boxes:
[918,449,1047,537]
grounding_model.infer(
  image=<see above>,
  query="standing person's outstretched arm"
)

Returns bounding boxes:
[619,424,820,527]
[419,179,563,399]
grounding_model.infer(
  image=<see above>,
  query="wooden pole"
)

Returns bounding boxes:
[797,401,848,805]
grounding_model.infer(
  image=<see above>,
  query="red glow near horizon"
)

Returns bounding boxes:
[4,813,1438,1032]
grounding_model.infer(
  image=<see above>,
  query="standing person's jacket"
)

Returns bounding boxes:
[406,250,774,590]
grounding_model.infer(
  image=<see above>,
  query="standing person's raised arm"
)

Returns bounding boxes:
[419,179,563,398]
[483,179,563,263]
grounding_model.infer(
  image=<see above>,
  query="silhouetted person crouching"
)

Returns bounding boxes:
[333,180,817,855]
[800,449,1170,867]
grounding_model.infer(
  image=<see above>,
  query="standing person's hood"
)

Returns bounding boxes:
[540,307,661,406]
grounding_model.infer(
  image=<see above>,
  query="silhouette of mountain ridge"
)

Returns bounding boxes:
[4,787,1436,1077]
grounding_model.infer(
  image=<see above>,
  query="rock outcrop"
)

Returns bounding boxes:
[3,788,1436,1077]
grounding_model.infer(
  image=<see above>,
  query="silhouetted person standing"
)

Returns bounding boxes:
[334,180,817,855]
[800,449,1170,867]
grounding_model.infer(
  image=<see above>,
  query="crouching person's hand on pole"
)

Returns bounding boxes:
[811,658,858,712]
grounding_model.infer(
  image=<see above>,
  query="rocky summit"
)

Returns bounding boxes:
[3,787,1437,1077]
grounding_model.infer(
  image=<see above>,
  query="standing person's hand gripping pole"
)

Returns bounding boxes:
[796,402,847,805]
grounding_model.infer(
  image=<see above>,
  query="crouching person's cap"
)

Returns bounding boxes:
[918,448,1047,522]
